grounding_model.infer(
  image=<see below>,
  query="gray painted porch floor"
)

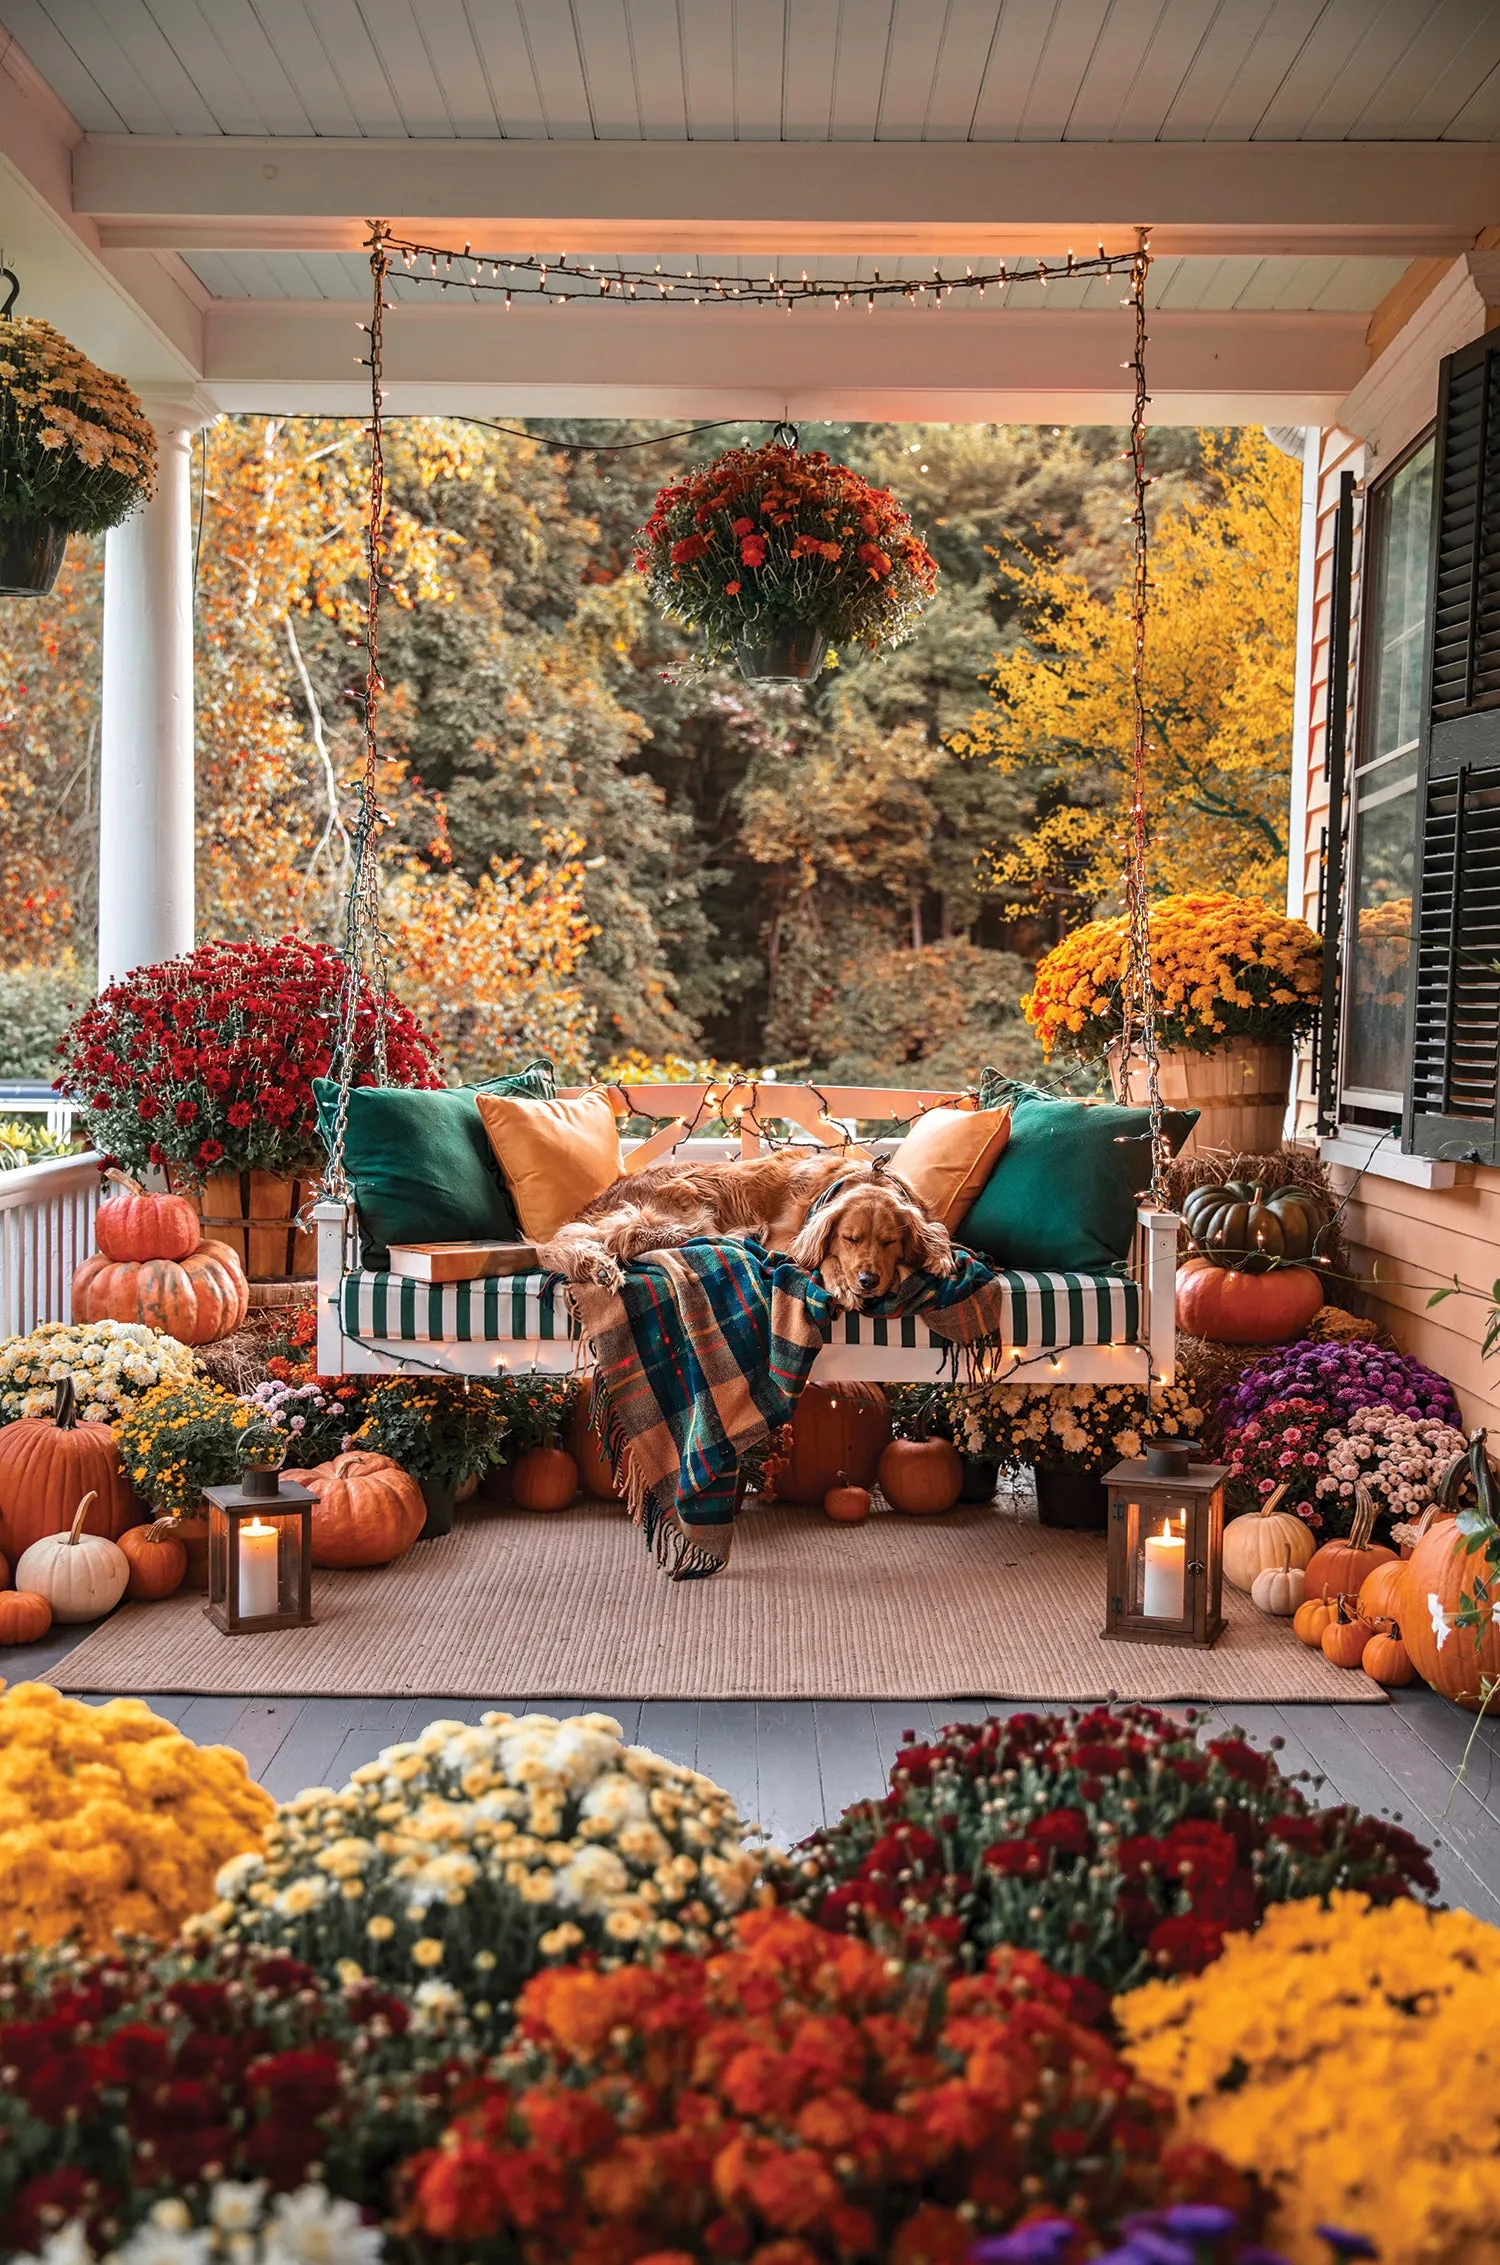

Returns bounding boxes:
[9,1623,1500,1926]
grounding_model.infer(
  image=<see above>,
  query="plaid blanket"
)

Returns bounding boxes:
[565,1236,1024,1580]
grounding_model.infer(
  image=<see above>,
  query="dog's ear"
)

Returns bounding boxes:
[790,1200,840,1276]
[902,1209,956,1278]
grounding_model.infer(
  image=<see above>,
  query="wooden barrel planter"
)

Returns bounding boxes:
[171,1166,319,1282]
[1109,1039,1292,1156]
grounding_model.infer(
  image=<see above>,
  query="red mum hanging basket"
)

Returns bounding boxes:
[634,435,938,679]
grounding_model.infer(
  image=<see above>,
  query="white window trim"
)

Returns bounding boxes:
[1318,1125,1473,1189]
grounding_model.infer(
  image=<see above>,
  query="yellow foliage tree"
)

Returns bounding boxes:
[950,429,1301,909]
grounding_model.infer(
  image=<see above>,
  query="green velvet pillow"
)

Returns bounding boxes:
[313,1063,555,1269]
[957,1088,1198,1273]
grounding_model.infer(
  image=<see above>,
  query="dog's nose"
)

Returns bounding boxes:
[856,1268,879,1292]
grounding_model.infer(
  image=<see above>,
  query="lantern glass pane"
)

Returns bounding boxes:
[1136,1491,1191,1621]
[208,1499,231,1611]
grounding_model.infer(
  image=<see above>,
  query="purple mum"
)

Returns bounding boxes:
[1217,1340,1460,1438]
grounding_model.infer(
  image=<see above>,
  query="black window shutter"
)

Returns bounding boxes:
[1406,334,1500,1164]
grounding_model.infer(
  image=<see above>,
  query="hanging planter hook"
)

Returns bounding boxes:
[0,262,18,319]
[771,418,799,450]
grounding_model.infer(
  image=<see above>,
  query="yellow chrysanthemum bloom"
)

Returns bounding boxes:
[1118,1892,1500,2264]
[0,1679,272,1951]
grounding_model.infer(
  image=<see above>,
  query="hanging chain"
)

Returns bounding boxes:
[324,223,394,1199]
[1120,226,1167,1206]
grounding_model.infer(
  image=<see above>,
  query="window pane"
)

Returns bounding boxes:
[1344,779,1416,1098]
[1363,439,1433,765]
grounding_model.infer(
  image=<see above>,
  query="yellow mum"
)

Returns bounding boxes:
[0,1679,272,1951]
[1118,1891,1500,2264]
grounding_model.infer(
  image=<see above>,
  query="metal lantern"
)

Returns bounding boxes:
[202,1471,314,1634]
[1102,1439,1227,1647]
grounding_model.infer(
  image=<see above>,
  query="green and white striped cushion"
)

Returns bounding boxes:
[339,1269,1139,1348]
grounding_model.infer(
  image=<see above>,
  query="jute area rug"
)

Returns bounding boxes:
[57,1498,1382,1704]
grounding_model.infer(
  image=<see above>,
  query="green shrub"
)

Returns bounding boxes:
[0,959,91,1078]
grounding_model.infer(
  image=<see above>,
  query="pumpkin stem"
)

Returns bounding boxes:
[67,1491,98,1546]
[1261,1481,1290,1518]
[102,1168,146,1198]
[1351,1482,1378,1554]
[53,1375,78,1432]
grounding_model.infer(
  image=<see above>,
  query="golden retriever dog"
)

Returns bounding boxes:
[539,1151,954,1308]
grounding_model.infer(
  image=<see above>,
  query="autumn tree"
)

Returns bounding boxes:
[950,428,1299,910]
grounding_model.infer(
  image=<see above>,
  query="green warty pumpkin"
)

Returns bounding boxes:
[1181,1180,1333,1271]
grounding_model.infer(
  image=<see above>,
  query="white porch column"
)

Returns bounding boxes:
[97,394,213,986]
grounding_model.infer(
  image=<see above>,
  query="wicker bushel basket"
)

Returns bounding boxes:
[172,1166,318,1281]
[1108,1039,1292,1157]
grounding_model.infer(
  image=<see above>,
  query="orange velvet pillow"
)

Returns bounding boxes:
[887,1103,1011,1230]
[474,1089,624,1242]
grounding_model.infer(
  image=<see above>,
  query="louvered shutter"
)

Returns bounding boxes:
[1407,334,1500,1163]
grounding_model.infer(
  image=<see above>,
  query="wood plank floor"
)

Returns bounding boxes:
[9,1624,1500,1923]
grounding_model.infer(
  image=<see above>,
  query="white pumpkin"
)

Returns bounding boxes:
[15,1490,131,1623]
[1250,1544,1306,1618]
[1222,1482,1317,1593]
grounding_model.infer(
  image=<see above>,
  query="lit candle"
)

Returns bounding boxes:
[238,1518,279,1620]
[1142,1517,1186,1620]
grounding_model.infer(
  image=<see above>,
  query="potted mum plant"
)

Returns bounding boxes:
[960,1379,1204,1531]
[56,934,441,1281]
[0,315,157,595]
[1024,892,1322,1153]
[634,434,938,679]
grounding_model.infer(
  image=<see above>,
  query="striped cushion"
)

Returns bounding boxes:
[339,1269,1139,1348]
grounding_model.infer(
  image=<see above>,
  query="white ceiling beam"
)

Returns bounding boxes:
[201,300,1367,426]
[77,136,1500,260]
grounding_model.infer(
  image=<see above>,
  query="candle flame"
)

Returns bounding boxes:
[241,1519,276,1539]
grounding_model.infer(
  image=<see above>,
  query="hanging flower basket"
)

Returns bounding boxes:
[0,317,158,595]
[634,438,938,677]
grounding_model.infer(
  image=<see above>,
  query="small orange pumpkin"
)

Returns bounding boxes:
[1358,1558,1408,1629]
[284,1452,427,1568]
[1321,1600,1376,1669]
[118,1523,189,1601]
[1173,1258,1323,1345]
[512,1447,579,1512]
[72,1239,249,1347]
[1304,1487,1397,1602]
[93,1170,201,1263]
[1361,1629,1415,1687]
[568,1377,621,1501]
[0,1590,52,1645]
[0,1377,136,1560]
[878,1438,964,1517]
[1293,1595,1335,1647]
[824,1484,871,1524]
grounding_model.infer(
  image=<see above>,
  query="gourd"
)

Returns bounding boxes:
[283,1452,427,1568]
[1361,1629,1415,1687]
[824,1484,871,1524]
[878,1438,964,1517]
[0,1590,52,1645]
[0,1377,136,1559]
[1400,1433,1500,1712]
[1320,1598,1375,1670]
[1249,1545,1305,1617]
[1174,1258,1323,1346]
[1293,1596,1335,1647]
[1181,1180,1333,1267]
[1358,1559,1409,1628]
[1303,1487,1396,1602]
[72,1238,249,1347]
[15,1491,131,1622]
[568,1376,621,1501]
[512,1446,580,1512]
[118,1523,189,1601]
[774,1384,892,1505]
[1223,1483,1316,1592]
[93,1170,201,1263]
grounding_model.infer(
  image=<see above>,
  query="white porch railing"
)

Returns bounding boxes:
[0,1152,103,1336]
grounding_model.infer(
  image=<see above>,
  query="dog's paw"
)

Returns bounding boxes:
[581,1250,624,1291]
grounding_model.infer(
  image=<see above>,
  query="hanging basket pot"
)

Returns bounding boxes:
[1108,1038,1293,1156]
[168,1164,319,1283]
[733,621,830,682]
[0,515,68,597]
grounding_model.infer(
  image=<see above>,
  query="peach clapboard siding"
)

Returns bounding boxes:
[1289,254,1500,1431]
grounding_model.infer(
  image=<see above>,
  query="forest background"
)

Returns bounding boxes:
[0,417,1298,1088]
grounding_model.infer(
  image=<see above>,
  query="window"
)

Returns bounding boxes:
[1339,435,1433,1118]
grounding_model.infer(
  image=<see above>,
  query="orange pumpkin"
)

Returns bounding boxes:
[568,1377,621,1501]
[878,1438,963,1517]
[1362,1630,1415,1687]
[1321,1601,1375,1670]
[1293,1595,1335,1647]
[0,1590,52,1646]
[72,1240,249,1346]
[1358,1559,1409,1629]
[283,1452,427,1568]
[118,1523,189,1601]
[0,1551,7,1590]
[824,1484,871,1524]
[774,1384,892,1504]
[1303,1487,1396,1602]
[1173,1258,1323,1345]
[0,1378,136,1560]
[94,1170,201,1263]
[512,1447,579,1512]
[1402,1512,1500,1713]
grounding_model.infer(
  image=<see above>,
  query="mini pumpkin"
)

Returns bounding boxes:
[93,1170,201,1263]
[1181,1180,1333,1268]
[512,1446,580,1512]
[824,1484,872,1524]
[71,1238,249,1347]
[0,1377,136,1560]
[118,1523,189,1601]
[0,1590,52,1646]
[1222,1482,1316,1592]
[1361,1629,1415,1687]
[1293,1595,1335,1647]
[1249,1544,1305,1617]
[878,1438,963,1517]
[283,1452,426,1568]
[1303,1486,1396,1602]
[15,1491,131,1623]
[1174,1258,1323,1346]
[1320,1599,1376,1670]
